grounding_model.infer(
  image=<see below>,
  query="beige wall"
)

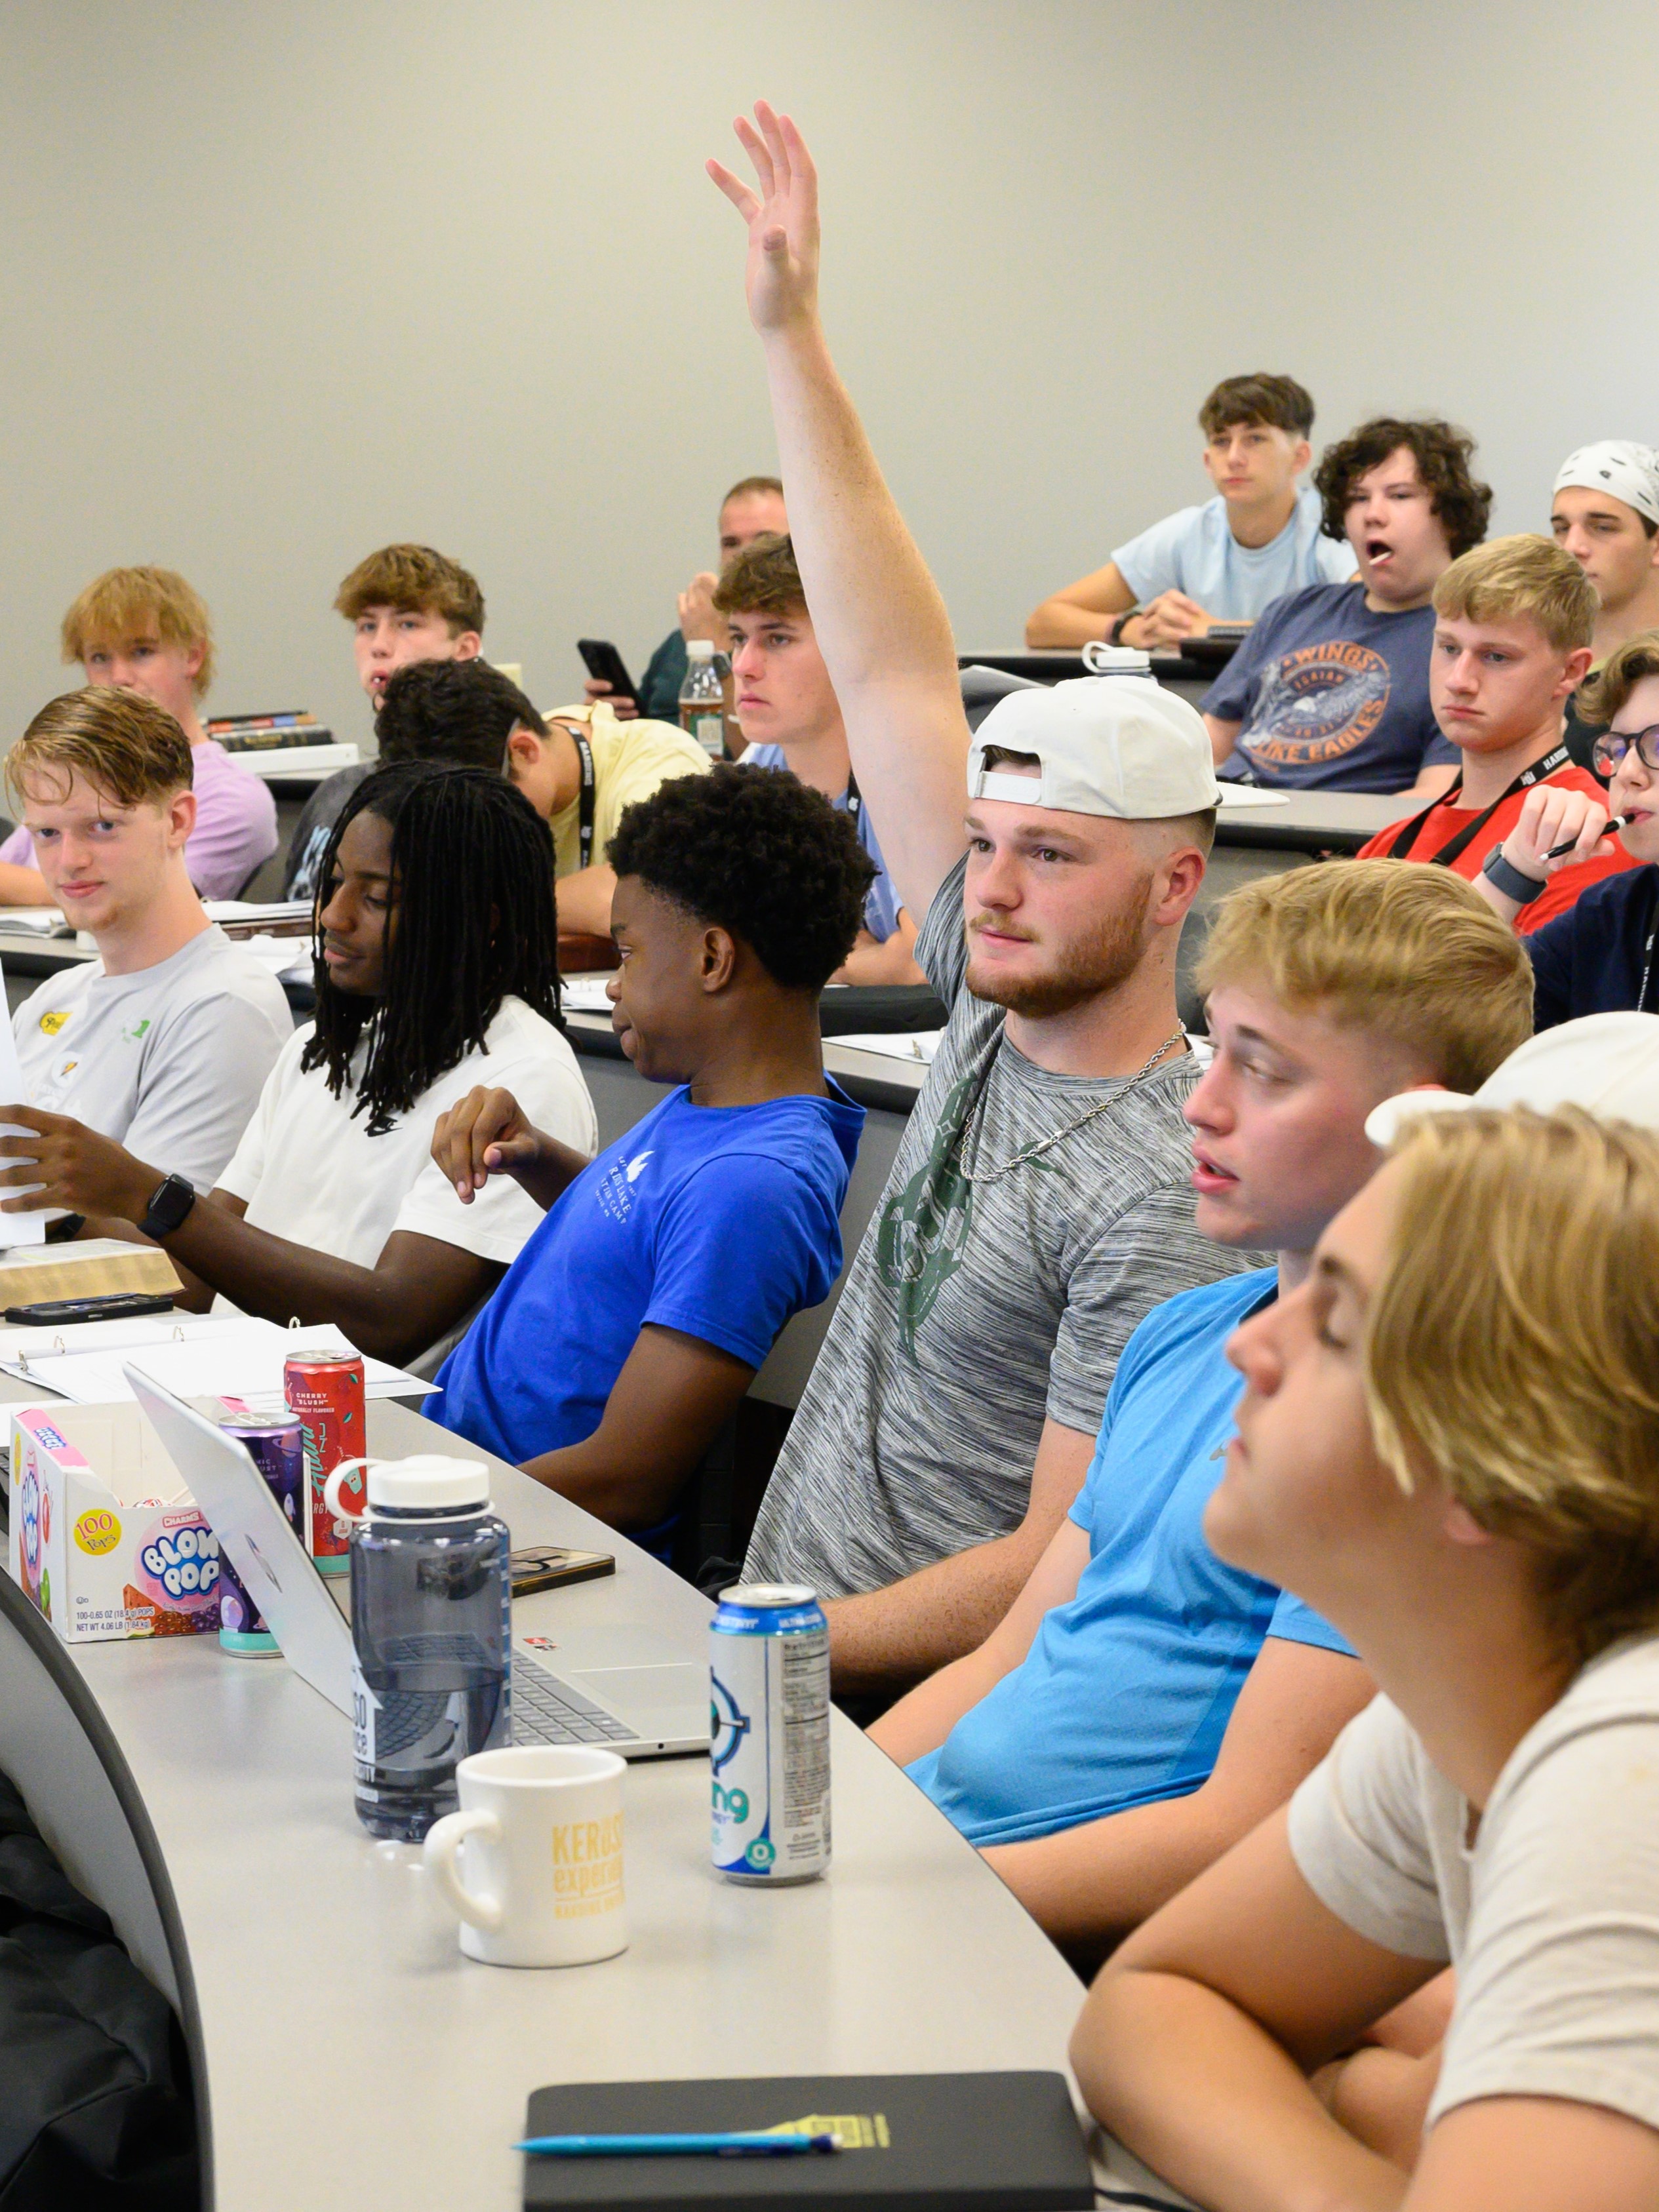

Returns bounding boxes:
[1,0,1656,765]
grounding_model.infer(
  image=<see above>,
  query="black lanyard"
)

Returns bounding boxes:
[1384,743,1570,870]
[844,769,862,829]
[572,727,597,870]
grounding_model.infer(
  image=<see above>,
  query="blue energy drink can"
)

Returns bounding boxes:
[710,1583,830,1884]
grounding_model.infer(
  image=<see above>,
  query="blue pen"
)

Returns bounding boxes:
[515,2131,841,2158]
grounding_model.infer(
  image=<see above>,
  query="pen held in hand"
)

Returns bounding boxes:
[515,2131,843,2158]
[1544,816,1627,861]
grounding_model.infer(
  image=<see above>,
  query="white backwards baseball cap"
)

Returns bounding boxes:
[1553,441,1659,530]
[967,676,1222,821]
[1365,1013,1659,1150]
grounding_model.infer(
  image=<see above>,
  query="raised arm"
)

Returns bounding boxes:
[708,105,969,919]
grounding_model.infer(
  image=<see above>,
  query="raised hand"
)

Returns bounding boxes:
[707,101,820,336]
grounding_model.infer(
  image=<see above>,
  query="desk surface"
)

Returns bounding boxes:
[7,1398,1085,2212]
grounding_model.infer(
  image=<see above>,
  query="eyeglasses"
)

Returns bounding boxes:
[1590,724,1659,778]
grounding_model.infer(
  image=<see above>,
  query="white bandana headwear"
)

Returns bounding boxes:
[1553,440,1659,528]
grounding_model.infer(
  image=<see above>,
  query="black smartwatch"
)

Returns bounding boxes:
[1480,846,1546,907]
[137,1172,197,1241]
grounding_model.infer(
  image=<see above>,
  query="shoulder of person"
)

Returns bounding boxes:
[1123,1261,1277,1363]
[1125,498,1214,548]
[1492,1634,1659,1812]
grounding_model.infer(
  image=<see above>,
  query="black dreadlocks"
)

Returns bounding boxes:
[300,760,561,1134]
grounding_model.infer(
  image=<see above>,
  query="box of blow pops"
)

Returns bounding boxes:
[7,1402,221,1644]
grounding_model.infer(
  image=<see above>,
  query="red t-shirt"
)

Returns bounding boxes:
[1357,762,1639,934]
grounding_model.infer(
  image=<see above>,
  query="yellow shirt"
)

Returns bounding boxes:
[542,701,711,877]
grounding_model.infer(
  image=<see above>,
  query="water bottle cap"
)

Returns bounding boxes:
[686,638,716,661]
[364,1454,490,1511]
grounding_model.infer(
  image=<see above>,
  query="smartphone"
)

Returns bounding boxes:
[576,638,639,704]
[3,1291,177,1326]
[509,1544,616,1596]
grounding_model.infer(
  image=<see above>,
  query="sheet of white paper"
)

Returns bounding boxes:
[0,958,52,1246]
[830,1031,942,1064]
[0,1318,434,1404]
[560,975,617,1014]
[0,1313,252,1370]
[0,907,69,937]
[1214,785,1291,809]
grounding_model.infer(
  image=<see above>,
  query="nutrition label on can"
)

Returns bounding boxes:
[780,1632,830,1844]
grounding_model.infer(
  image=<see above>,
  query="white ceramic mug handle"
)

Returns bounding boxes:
[422,1807,504,1931]
[323,1457,372,1525]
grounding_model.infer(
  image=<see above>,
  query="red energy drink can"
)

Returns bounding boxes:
[283,1349,367,1577]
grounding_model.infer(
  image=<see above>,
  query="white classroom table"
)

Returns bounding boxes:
[0,1394,1091,2212]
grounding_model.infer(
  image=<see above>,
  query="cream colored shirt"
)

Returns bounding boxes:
[1289,1636,1659,2135]
[542,700,710,877]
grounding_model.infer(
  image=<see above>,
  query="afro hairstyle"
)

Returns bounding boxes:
[607,762,876,993]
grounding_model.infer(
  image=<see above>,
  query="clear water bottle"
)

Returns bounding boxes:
[679,638,726,759]
[326,1453,511,1842]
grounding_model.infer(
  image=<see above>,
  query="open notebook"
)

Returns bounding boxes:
[0,1316,432,1408]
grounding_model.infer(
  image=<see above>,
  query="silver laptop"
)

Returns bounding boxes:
[125,1365,710,1759]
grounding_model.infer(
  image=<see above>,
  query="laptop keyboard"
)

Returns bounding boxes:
[512,1652,640,1747]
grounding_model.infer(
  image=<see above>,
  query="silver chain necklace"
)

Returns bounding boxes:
[960,1025,1189,1186]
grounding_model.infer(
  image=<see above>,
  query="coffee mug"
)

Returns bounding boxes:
[422,1745,628,1967]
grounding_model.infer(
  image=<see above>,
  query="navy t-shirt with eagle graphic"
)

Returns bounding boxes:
[1203,580,1457,794]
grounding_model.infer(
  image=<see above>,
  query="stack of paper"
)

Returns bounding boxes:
[560,975,617,1014]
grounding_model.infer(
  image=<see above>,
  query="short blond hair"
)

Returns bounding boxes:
[1578,627,1659,726]
[1195,859,1532,1092]
[1368,1107,1659,1664]
[1431,532,1597,655]
[60,566,215,697]
[5,688,194,811]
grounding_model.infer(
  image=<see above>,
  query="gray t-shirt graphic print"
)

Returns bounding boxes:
[743,857,1252,1598]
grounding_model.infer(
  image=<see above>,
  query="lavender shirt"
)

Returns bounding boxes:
[1,738,279,899]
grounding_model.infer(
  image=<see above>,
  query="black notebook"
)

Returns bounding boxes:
[521,2072,1093,2212]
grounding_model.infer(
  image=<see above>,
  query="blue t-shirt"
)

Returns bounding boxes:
[740,744,903,943]
[1111,485,1354,620]
[433,1082,865,1494]
[1526,863,1659,1030]
[907,1268,1353,1847]
[1201,582,1457,794]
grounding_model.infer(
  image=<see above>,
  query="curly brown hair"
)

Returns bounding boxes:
[1314,418,1492,559]
[333,544,485,635]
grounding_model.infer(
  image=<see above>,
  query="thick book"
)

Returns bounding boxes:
[217,725,334,754]
[521,2073,1093,2212]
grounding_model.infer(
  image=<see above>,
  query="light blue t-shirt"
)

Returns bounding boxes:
[1111,484,1355,620]
[907,1267,1353,1847]
[433,1081,864,1550]
[740,744,903,943]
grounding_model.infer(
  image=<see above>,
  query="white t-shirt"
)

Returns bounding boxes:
[214,995,597,1285]
[1111,484,1355,620]
[12,925,294,1193]
[1289,1635,1659,2135]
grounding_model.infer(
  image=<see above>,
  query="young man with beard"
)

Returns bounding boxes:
[1203,418,1491,797]
[869,862,1532,1962]
[709,105,1245,1695]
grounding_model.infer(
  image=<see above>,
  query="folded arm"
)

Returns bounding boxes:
[826,1416,1096,1697]
[1070,1806,1441,2212]
[710,106,969,920]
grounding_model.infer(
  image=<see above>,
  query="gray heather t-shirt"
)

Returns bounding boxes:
[743,858,1252,1597]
